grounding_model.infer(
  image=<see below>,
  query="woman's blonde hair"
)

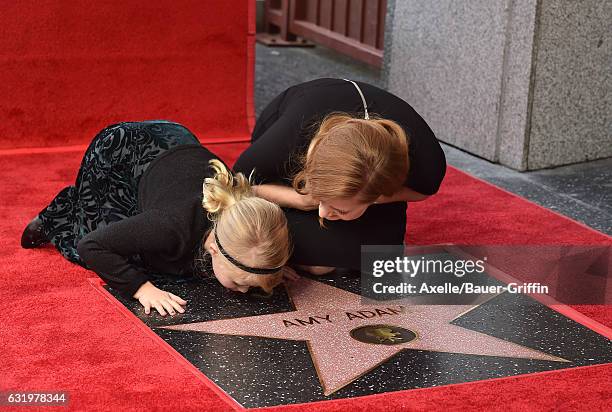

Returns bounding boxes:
[293,113,409,204]
[201,159,290,293]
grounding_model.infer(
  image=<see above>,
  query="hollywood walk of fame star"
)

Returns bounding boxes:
[160,278,569,395]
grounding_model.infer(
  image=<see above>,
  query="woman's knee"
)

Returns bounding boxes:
[295,265,336,276]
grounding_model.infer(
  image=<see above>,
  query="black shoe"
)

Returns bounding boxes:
[21,216,49,249]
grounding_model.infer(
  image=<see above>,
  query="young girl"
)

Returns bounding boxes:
[21,121,293,316]
[233,78,446,273]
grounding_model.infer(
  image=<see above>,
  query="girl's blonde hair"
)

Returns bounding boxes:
[202,159,290,293]
[293,113,409,204]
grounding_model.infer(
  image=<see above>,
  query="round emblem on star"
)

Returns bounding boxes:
[350,324,417,345]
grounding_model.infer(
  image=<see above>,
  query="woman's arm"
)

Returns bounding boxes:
[253,184,318,211]
[376,186,430,203]
[233,114,304,185]
[254,183,429,207]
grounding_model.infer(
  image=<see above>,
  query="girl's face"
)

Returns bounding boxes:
[211,257,255,293]
[318,197,371,221]
[204,231,259,293]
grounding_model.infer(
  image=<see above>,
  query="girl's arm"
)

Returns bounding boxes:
[253,184,318,211]
[77,209,187,307]
[77,209,188,316]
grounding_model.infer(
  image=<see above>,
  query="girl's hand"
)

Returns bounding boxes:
[282,266,300,282]
[133,281,187,316]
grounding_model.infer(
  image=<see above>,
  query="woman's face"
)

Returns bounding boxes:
[318,197,371,221]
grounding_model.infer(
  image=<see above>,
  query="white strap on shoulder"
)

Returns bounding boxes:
[342,78,370,119]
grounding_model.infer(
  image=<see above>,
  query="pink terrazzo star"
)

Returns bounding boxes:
[161,278,568,395]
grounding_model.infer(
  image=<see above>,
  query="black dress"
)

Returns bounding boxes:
[38,120,217,297]
[233,78,446,270]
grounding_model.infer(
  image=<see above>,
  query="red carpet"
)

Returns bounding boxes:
[1,146,610,411]
[0,0,255,149]
[1,1,609,410]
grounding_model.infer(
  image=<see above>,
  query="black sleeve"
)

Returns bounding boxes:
[233,93,316,185]
[403,122,447,196]
[76,209,182,298]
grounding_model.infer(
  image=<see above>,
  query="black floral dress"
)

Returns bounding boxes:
[38,120,200,267]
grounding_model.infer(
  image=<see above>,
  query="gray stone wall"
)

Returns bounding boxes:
[527,0,611,169]
[384,0,611,170]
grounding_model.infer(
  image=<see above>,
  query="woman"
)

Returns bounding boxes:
[21,121,293,316]
[233,78,446,273]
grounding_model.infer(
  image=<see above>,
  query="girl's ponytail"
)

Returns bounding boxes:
[202,159,252,217]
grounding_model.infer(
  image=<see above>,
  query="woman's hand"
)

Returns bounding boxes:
[296,193,318,211]
[252,184,318,211]
[281,266,301,282]
[133,281,187,316]
[375,187,430,203]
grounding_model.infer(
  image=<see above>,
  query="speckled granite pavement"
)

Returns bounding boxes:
[103,258,612,408]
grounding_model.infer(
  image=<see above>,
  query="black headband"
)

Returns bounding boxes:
[214,228,282,275]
